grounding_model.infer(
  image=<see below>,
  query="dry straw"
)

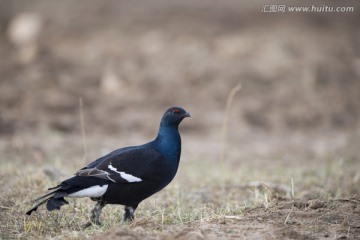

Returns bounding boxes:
[220,84,242,164]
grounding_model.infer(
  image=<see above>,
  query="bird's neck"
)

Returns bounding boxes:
[154,125,181,163]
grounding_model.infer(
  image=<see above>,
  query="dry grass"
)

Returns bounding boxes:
[0,130,359,239]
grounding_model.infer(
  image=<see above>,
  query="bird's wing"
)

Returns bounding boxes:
[80,147,133,170]
[76,146,167,184]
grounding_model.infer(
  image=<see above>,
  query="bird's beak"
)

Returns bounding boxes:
[182,112,191,118]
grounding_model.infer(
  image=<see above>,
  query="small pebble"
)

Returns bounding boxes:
[308,199,326,209]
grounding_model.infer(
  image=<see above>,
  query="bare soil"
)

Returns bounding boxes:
[92,199,360,240]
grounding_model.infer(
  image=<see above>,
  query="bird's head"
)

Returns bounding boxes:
[160,107,191,127]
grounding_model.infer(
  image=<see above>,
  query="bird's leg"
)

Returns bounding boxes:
[90,200,106,225]
[83,200,106,228]
[122,205,138,223]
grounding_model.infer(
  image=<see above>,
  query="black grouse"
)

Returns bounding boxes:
[26,107,190,226]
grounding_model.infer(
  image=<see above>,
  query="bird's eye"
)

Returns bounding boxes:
[173,109,180,114]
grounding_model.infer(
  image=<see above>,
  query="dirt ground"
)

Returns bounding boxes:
[1,0,360,239]
[91,199,360,240]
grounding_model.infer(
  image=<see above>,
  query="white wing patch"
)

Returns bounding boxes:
[108,164,142,182]
[68,185,108,198]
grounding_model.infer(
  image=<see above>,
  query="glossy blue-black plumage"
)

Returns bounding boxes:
[26,107,190,224]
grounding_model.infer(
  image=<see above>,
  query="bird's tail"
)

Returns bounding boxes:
[26,186,69,215]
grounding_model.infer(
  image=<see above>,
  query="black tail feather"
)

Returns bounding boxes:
[33,189,59,202]
[26,197,51,215]
[26,191,69,215]
[46,197,69,211]
[53,191,67,198]
[26,176,106,216]
[48,185,61,190]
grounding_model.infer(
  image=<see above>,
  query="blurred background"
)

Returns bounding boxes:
[0,0,359,194]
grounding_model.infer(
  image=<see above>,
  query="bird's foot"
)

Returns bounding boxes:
[82,221,92,229]
[82,220,102,229]
[84,200,106,229]
[121,218,133,224]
